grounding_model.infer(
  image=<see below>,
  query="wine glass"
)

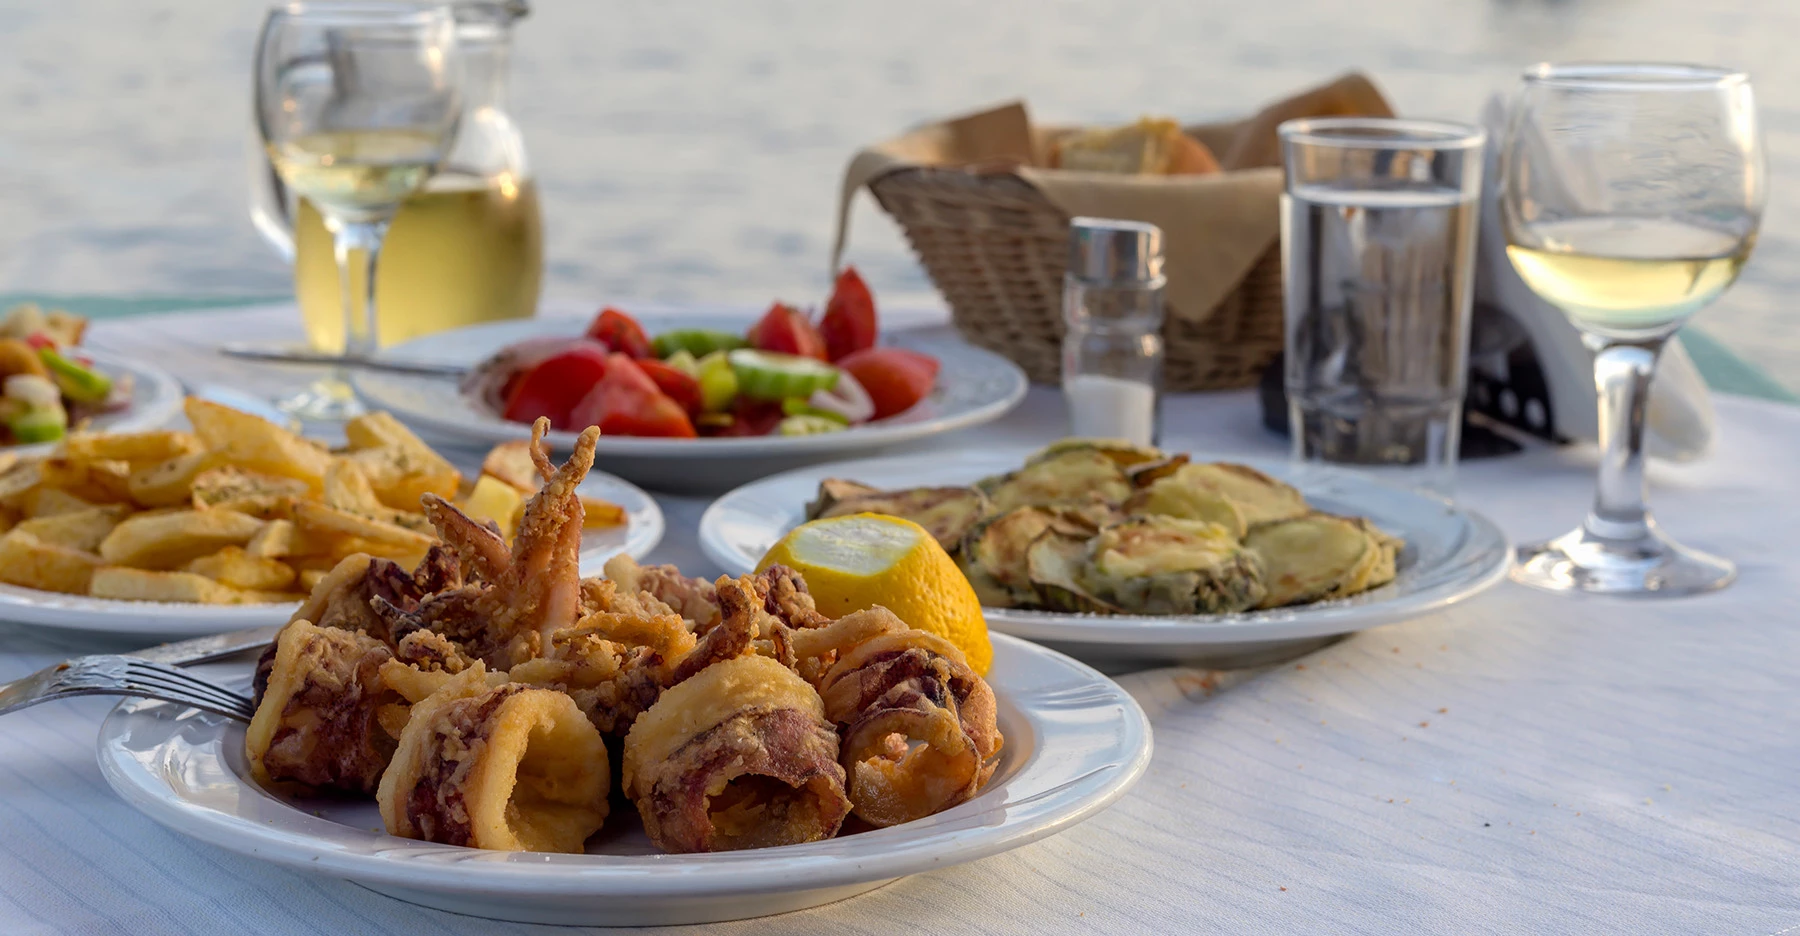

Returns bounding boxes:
[1499,63,1765,595]
[254,1,462,420]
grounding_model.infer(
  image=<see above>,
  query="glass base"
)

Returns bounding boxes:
[1511,520,1735,597]
[277,377,366,422]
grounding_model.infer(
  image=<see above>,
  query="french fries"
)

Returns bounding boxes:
[0,530,104,594]
[184,546,298,592]
[185,397,331,488]
[343,412,460,509]
[87,566,281,605]
[15,505,129,552]
[0,398,626,604]
[98,509,265,569]
[480,440,540,492]
[62,430,202,466]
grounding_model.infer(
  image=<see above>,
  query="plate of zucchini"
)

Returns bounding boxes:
[700,439,1511,665]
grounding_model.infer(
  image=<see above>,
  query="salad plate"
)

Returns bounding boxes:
[6,347,185,458]
[352,315,1029,492]
[0,471,664,638]
[97,633,1151,926]
[700,448,1512,666]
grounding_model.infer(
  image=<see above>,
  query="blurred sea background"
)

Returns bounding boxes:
[0,0,1795,387]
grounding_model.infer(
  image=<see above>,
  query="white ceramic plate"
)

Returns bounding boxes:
[97,633,1151,927]
[6,347,186,459]
[700,449,1512,666]
[351,316,1029,492]
[0,472,665,638]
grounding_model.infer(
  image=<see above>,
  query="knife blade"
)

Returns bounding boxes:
[220,343,468,378]
[127,625,284,667]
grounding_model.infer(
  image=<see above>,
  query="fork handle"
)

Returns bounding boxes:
[129,625,284,667]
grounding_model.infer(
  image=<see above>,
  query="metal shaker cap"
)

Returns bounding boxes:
[1067,217,1166,287]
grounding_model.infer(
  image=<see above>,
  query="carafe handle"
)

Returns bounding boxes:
[246,126,295,262]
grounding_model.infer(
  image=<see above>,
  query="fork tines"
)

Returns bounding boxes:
[120,660,258,720]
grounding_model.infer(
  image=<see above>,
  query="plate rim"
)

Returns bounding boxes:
[95,632,1151,899]
[350,316,1030,457]
[698,449,1513,648]
[0,472,666,637]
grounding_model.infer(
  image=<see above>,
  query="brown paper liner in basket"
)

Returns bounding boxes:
[832,73,1393,391]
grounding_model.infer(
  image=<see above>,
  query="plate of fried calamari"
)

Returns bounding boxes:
[0,401,662,636]
[96,432,1151,926]
[700,440,1512,665]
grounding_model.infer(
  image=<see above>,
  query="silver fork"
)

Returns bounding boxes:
[0,656,256,722]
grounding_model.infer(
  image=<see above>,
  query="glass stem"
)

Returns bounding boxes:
[1585,335,1667,542]
[324,218,390,361]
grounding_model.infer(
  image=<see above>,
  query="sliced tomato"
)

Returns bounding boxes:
[819,266,877,362]
[568,354,697,438]
[746,302,827,361]
[501,341,611,430]
[837,347,940,420]
[585,307,654,359]
[636,358,703,416]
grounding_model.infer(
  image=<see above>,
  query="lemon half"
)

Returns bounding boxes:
[757,513,992,674]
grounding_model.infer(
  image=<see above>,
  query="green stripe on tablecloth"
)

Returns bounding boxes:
[0,293,287,320]
[1679,326,1798,403]
[4,294,1793,403]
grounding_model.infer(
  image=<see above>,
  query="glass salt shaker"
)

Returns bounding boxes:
[1062,217,1166,446]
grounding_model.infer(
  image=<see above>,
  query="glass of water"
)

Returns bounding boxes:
[1279,118,1486,496]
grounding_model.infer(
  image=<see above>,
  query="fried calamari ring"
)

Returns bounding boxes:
[621,655,850,853]
[809,610,1003,827]
[377,665,610,853]
[246,620,406,794]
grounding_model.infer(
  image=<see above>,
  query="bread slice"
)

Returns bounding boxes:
[1049,118,1220,176]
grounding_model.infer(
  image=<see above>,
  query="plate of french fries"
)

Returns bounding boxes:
[0,397,664,636]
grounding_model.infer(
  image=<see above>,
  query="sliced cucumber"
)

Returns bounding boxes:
[653,328,748,359]
[728,349,839,400]
[39,349,111,404]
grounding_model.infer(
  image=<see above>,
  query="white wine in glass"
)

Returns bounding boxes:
[254,3,462,420]
[1499,63,1765,596]
[267,130,447,219]
[1507,217,1754,337]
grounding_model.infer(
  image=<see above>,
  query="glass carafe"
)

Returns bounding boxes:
[251,0,542,351]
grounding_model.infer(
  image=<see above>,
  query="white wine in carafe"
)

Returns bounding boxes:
[294,170,543,351]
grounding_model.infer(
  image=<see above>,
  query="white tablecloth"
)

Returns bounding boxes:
[1,306,1796,935]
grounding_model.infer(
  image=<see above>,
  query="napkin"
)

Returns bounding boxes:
[830,74,1395,332]
[1473,95,1715,460]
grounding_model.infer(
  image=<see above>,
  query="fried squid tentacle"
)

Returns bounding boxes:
[414,421,600,669]
[621,655,850,853]
[246,620,407,794]
[803,608,1004,827]
[376,664,610,853]
[420,496,510,584]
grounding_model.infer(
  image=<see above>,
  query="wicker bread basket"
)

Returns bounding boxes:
[834,74,1393,392]
[867,168,1284,391]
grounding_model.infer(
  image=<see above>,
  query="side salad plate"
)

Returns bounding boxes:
[700,447,1512,666]
[353,314,1028,492]
[7,347,185,458]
